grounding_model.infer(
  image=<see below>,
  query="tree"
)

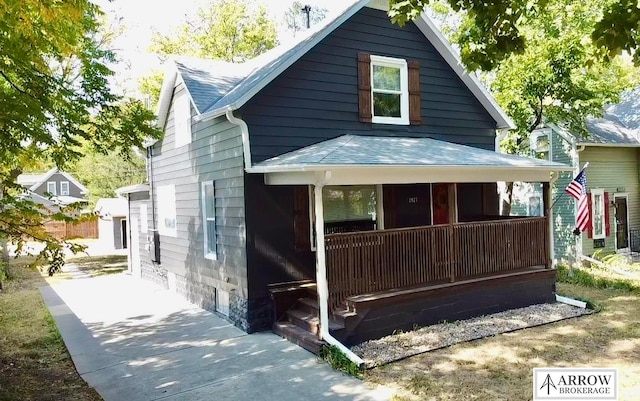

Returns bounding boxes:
[0,0,160,280]
[479,0,637,213]
[140,0,278,107]
[284,2,328,35]
[71,144,147,205]
[389,0,640,71]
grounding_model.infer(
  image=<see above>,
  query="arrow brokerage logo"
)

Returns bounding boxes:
[533,368,618,400]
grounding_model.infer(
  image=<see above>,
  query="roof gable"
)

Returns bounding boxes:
[21,168,89,195]
[155,0,513,132]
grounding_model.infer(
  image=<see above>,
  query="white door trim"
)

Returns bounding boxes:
[614,193,630,253]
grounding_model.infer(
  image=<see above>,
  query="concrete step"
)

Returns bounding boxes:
[272,322,325,355]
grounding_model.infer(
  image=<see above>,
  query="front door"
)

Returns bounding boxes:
[615,196,629,250]
[384,184,431,228]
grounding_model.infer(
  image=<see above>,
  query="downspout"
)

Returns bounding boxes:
[147,146,157,232]
[225,109,252,170]
[314,172,364,367]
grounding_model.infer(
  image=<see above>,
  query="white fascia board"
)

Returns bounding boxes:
[116,184,150,196]
[576,142,640,147]
[413,15,515,130]
[257,165,572,186]
[28,167,58,192]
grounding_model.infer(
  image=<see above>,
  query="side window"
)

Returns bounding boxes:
[591,189,605,239]
[157,185,177,237]
[60,181,70,196]
[47,181,56,195]
[528,196,542,216]
[201,181,217,259]
[174,92,192,148]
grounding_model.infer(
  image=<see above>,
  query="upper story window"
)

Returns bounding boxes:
[530,129,551,160]
[370,55,409,125]
[174,92,192,148]
[358,53,421,126]
[60,181,70,196]
[46,181,56,195]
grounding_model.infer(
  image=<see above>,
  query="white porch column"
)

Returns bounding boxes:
[313,182,329,338]
[313,177,364,366]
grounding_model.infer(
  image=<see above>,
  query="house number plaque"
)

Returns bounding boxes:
[408,197,418,203]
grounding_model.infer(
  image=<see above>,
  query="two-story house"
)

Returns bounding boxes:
[17,167,88,207]
[118,0,571,362]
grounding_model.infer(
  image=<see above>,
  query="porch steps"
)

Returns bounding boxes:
[272,297,345,354]
[272,321,325,354]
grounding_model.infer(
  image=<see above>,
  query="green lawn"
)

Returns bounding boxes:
[367,276,640,400]
[0,258,109,401]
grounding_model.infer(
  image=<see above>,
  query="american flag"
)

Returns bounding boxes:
[565,169,590,232]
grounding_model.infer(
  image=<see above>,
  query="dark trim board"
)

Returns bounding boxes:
[335,269,557,346]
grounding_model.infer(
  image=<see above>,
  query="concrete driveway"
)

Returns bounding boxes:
[41,274,393,401]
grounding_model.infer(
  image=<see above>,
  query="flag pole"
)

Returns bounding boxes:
[572,162,590,275]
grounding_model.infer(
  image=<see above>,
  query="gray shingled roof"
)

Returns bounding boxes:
[161,0,514,130]
[175,0,367,116]
[174,58,251,114]
[253,135,570,170]
[581,87,640,145]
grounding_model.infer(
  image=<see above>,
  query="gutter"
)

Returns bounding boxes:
[313,171,364,367]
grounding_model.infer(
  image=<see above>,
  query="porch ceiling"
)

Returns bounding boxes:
[248,135,572,185]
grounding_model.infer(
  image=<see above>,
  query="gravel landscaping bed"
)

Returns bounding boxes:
[351,302,595,368]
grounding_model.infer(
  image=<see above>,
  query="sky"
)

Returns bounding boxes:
[91,0,348,95]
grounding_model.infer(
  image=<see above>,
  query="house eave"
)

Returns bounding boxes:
[116,184,150,196]
[247,164,571,186]
[576,142,640,147]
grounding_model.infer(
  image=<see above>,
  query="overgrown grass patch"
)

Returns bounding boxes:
[319,345,364,379]
[0,260,101,401]
[557,264,640,293]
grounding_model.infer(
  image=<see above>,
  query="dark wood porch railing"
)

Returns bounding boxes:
[325,217,548,313]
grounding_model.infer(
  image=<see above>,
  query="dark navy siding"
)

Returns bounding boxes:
[240,7,497,163]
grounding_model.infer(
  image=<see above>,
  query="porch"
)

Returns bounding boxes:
[251,134,571,358]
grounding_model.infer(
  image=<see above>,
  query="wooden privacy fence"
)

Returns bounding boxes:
[44,218,98,240]
[325,217,548,313]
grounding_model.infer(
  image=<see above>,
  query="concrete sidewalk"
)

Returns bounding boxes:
[41,274,393,401]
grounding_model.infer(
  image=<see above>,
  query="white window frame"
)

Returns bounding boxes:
[528,196,543,217]
[174,92,192,148]
[46,181,56,195]
[157,185,177,237]
[591,188,606,240]
[370,55,409,125]
[201,181,217,260]
[530,128,551,160]
[60,181,70,196]
[140,204,148,234]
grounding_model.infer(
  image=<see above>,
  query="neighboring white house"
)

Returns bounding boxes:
[94,198,128,250]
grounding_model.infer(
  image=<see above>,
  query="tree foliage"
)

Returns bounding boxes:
[72,145,147,205]
[139,0,278,108]
[0,0,160,276]
[389,0,640,71]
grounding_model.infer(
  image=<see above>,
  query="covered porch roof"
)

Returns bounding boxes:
[247,135,573,185]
